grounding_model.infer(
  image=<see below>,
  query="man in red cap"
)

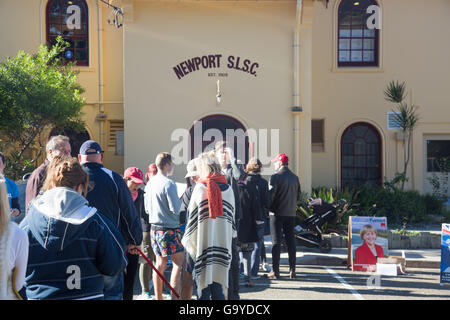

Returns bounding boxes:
[267,153,301,279]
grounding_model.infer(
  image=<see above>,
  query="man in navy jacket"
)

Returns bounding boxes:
[78,140,142,300]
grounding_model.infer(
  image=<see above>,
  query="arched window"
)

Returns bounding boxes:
[341,122,382,188]
[338,0,379,67]
[46,0,89,66]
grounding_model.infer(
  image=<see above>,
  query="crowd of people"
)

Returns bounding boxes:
[0,135,301,300]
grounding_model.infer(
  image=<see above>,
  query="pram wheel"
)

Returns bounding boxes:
[318,239,332,253]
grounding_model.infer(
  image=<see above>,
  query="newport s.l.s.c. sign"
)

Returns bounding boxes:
[172,54,259,80]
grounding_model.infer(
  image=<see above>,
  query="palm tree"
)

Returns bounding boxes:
[384,81,420,190]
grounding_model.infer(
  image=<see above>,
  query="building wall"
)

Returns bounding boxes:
[0,0,125,174]
[310,0,450,194]
[123,1,298,184]
[2,0,449,194]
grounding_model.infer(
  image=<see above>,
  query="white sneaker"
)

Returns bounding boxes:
[163,293,172,300]
[262,263,272,272]
[137,292,153,300]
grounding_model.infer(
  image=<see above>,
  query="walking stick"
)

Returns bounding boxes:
[126,248,180,299]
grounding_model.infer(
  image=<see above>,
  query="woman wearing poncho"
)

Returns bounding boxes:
[181,152,236,300]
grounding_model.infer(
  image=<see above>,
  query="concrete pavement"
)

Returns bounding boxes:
[133,236,445,300]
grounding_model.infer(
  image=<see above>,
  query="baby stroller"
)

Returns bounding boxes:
[294,198,337,253]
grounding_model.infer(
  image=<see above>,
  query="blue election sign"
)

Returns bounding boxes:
[441,224,450,284]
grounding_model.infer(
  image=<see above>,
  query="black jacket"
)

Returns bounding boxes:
[179,184,195,225]
[245,173,271,220]
[82,162,143,246]
[224,159,246,225]
[269,166,301,217]
[135,188,150,232]
[237,180,259,243]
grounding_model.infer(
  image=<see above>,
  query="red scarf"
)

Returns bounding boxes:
[198,173,228,219]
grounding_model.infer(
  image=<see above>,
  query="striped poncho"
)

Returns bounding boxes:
[181,182,236,297]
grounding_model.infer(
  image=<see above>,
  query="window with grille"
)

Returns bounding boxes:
[338,0,379,67]
[46,0,89,66]
[341,122,381,188]
[109,120,124,154]
[312,119,325,152]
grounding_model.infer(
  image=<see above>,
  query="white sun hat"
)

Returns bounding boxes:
[185,158,198,178]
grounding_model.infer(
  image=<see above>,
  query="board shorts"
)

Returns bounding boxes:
[150,228,184,257]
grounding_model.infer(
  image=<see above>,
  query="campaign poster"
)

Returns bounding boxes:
[349,216,389,272]
[440,224,450,284]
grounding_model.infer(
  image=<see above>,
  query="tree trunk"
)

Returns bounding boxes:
[401,132,408,190]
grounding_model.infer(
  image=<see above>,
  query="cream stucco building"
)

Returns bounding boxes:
[1,0,449,197]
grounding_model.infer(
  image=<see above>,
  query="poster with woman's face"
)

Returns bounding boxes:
[350,216,389,272]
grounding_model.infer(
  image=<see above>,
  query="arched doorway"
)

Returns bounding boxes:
[49,127,91,157]
[341,122,382,188]
[189,114,249,163]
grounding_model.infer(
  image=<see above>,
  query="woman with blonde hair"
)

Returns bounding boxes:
[182,152,236,300]
[0,176,28,300]
[20,156,127,300]
[353,224,385,271]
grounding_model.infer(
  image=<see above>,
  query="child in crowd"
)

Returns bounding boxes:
[20,156,127,300]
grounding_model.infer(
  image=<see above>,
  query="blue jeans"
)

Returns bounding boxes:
[251,223,266,277]
[199,282,225,300]
[238,249,252,281]
[103,272,124,300]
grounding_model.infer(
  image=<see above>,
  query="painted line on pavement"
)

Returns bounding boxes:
[324,267,365,300]
[240,282,351,289]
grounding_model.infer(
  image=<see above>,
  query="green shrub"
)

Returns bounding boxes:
[443,209,450,221]
[298,184,441,229]
[423,194,444,216]
[305,184,438,226]
[352,187,426,224]
[391,229,420,236]
[394,190,426,223]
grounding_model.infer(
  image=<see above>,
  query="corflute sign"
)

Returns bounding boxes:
[173,54,259,80]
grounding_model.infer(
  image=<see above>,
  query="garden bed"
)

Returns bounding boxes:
[322,229,441,249]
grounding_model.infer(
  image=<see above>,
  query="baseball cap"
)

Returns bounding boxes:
[79,140,104,155]
[124,167,145,184]
[271,153,289,164]
[185,159,198,178]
